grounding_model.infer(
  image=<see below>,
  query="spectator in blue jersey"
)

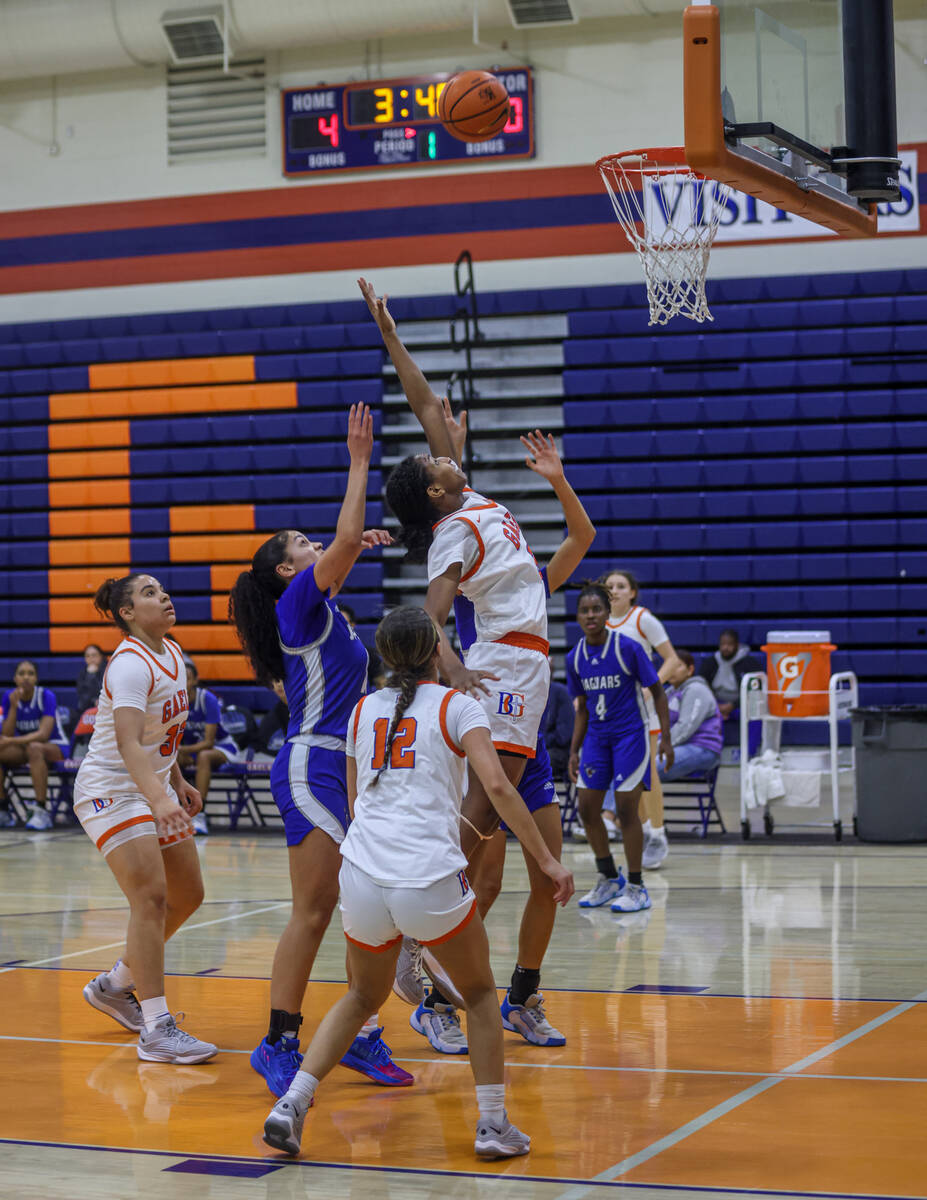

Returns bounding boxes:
[567,585,673,915]
[337,603,387,691]
[76,643,106,713]
[0,660,70,831]
[659,650,723,780]
[175,660,240,836]
[229,403,411,1101]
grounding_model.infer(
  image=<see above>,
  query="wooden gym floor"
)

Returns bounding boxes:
[1,824,926,1199]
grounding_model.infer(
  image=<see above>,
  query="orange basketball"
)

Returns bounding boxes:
[438,70,510,144]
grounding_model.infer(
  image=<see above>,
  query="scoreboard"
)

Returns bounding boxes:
[281,68,534,176]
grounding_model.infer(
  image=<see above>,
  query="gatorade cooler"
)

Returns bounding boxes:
[762,631,836,718]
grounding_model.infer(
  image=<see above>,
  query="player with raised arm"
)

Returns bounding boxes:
[261,605,574,1161]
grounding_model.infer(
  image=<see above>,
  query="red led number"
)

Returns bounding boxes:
[159,721,186,758]
[371,717,417,770]
[319,114,339,147]
[503,96,523,135]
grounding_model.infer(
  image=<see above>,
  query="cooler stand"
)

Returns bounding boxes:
[738,671,858,842]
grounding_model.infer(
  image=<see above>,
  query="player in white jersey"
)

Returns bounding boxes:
[603,568,681,870]
[74,574,216,1065]
[262,606,573,1161]
[358,277,594,851]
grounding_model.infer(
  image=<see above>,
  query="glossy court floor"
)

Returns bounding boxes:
[2,818,926,1200]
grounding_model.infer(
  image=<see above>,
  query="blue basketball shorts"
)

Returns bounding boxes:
[578,727,651,793]
[270,742,349,847]
[500,738,557,833]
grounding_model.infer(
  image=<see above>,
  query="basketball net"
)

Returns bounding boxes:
[596,148,732,325]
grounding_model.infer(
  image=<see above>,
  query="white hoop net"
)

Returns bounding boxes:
[597,148,732,326]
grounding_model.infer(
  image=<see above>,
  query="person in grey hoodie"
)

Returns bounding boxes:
[698,629,762,719]
[659,650,723,781]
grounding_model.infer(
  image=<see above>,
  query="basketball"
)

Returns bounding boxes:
[438,70,510,143]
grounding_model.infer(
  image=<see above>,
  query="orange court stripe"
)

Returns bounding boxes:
[89,355,255,391]
[48,537,131,567]
[48,480,130,509]
[210,563,250,592]
[47,420,130,451]
[50,626,120,654]
[48,566,130,595]
[186,652,253,682]
[169,505,255,534]
[48,381,297,421]
[96,814,155,851]
[47,449,130,480]
[169,625,241,652]
[48,508,131,538]
[170,533,265,563]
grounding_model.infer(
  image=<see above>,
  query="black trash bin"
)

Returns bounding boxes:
[851,706,927,843]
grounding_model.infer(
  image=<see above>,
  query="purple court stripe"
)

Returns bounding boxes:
[195,967,221,975]
[165,1159,284,1178]
[624,984,709,995]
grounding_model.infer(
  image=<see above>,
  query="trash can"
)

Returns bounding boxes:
[762,631,836,717]
[852,706,927,843]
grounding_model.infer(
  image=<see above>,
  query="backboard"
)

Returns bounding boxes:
[684,1,901,237]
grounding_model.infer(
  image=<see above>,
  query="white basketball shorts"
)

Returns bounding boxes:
[73,782,193,858]
[338,858,477,951]
[464,638,551,757]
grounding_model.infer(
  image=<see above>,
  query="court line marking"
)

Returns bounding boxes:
[554,987,927,1200]
[0,902,289,977]
[5,1033,927,1088]
[0,1138,922,1200]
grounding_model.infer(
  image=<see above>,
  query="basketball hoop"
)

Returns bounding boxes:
[596,147,732,325]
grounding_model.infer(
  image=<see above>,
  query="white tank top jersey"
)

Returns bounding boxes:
[607,606,670,732]
[342,682,490,888]
[76,636,189,798]
[427,489,548,645]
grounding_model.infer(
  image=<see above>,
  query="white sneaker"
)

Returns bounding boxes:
[192,811,209,836]
[475,1113,531,1158]
[137,1014,217,1063]
[25,806,53,831]
[642,832,668,870]
[83,973,144,1032]
[610,882,651,913]
[578,872,626,908]
[263,1093,311,1155]
[410,1001,468,1054]
[392,936,425,1006]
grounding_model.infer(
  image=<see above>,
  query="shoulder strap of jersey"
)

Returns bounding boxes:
[438,688,466,757]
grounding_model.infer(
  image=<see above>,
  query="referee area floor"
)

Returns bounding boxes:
[1,828,925,1199]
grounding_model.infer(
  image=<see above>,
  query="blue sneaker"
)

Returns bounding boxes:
[578,870,627,908]
[340,1027,413,1086]
[250,1036,303,1098]
[611,882,651,913]
[501,991,566,1047]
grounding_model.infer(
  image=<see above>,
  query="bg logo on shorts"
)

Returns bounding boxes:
[91,797,115,812]
[457,870,470,896]
[497,691,526,718]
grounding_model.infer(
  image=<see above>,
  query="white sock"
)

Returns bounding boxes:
[642,819,653,837]
[140,996,170,1032]
[107,959,134,990]
[476,1083,506,1127]
[651,824,665,839]
[359,1014,379,1036]
[286,1070,319,1108]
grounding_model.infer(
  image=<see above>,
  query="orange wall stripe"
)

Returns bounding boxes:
[49,597,107,623]
[47,449,130,480]
[211,564,250,592]
[184,653,253,682]
[169,504,255,534]
[49,627,121,654]
[170,533,265,563]
[49,480,131,509]
[48,382,297,421]
[89,355,256,391]
[48,420,130,451]
[210,595,231,622]
[48,566,130,595]
[49,508,132,538]
[49,538,132,567]
[170,625,242,652]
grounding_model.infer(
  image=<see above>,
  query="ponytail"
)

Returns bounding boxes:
[228,531,289,687]
[94,574,143,633]
[370,606,440,786]
[384,456,439,564]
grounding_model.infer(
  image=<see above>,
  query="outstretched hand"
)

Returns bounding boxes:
[521,430,564,482]
[440,396,467,464]
[346,402,374,464]
[357,277,397,338]
[360,529,393,549]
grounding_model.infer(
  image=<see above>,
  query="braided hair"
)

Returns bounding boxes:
[228,531,290,687]
[369,606,440,787]
[384,456,440,564]
[94,574,144,633]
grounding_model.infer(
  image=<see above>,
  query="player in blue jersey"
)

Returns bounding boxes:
[176,659,240,836]
[229,403,412,1098]
[567,585,674,914]
[0,659,70,830]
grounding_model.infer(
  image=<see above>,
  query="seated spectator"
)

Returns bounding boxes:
[176,660,240,836]
[659,650,723,781]
[545,675,573,782]
[75,643,106,713]
[0,660,70,830]
[698,629,763,720]
[252,680,289,758]
[337,603,386,691]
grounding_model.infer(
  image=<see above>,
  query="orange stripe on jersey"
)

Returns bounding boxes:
[352,694,370,743]
[492,739,537,759]
[169,504,255,533]
[158,826,195,849]
[421,897,477,946]
[432,496,498,532]
[636,609,648,637]
[125,637,181,682]
[89,355,255,391]
[103,648,156,698]
[96,814,156,851]
[494,632,550,656]
[438,690,465,758]
[344,930,403,953]
[456,518,486,583]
